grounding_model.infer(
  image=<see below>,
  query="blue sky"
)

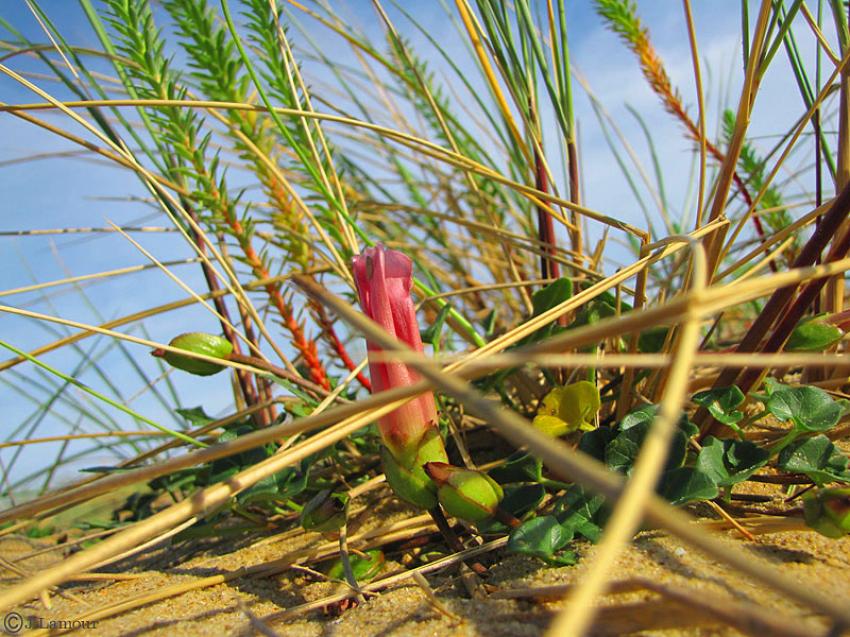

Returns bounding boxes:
[0,1,834,491]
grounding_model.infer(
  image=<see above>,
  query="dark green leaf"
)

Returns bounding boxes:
[476,483,547,535]
[620,405,656,430]
[501,484,547,519]
[532,278,573,316]
[238,458,311,505]
[604,422,690,475]
[604,424,645,474]
[482,309,498,338]
[692,387,745,426]
[658,467,719,505]
[421,303,453,347]
[620,404,698,437]
[572,291,625,328]
[489,451,543,484]
[695,437,769,487]
[577,426,617,461]
[508,515,575,565]
[638,326,669,353]
[777,435,850,486]
[553,485,606,542]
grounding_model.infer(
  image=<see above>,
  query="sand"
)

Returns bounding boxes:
[2,489,849,637]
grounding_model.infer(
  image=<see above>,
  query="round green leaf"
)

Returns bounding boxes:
[786,316,844,352]
[767,386,841,432]
[508,515,575,564]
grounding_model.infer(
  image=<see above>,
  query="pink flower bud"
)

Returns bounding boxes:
[352,244,440,460]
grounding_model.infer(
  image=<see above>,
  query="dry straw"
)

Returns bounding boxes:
[3,1,850,635]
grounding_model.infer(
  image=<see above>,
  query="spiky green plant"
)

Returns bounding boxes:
[2,2,850,635]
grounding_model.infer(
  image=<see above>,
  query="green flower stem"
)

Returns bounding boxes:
[0,339,206,449]
[770,429,801,456]
[738,409,769,430]
[540,478,574,491]
[493,506,522,529]
[338,511,366,603]
[427,506,488,576]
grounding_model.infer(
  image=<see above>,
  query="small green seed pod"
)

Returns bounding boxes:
[161,332,233,376]
[425,462,504,522]
[300,490,348,533]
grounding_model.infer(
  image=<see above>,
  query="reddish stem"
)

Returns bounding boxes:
[735,222,850,395]
[183,204,262,424]
[698,178,850,438]
[534,148,560,282]
[191,157,330,391]
[312,301,372,391]
[226,211,329,391]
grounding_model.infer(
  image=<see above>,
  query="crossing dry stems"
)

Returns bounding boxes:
[3,2,850,636]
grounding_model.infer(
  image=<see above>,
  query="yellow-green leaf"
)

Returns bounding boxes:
[532,381,600,436]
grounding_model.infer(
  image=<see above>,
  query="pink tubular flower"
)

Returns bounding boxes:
[352,244,440,460]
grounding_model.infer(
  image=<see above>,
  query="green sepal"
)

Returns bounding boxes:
[381,428,447,509]
[432,466,504,522]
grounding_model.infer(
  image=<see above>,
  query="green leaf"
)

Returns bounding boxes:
[420,303,453,348]
[572,291,625,328]
[553,486,606,542]
[692,387,745,427]
[501,484,547,519]
[604,421,690,475]
[25,525,55,538]
[695,437,769,487]
[658,467,719,506]
[577,426,617,461]
[238,458,312,505]
[482,309,498,338]
[638,326,669,353]
[619,404,657,430]
[619,404,699,437]
[766,386,842,432]
[476,484,546,535]
[175,405,215,426]
[300,490,348,532]
[531,278,573,316]
[489,451,543,484]
[508,515,575,565]
[762,377,785,395]
[777,435,850,486]
[604,424,645,474]
[326,549,385,582]
[786,315,844,352]
[507,279,575,347]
